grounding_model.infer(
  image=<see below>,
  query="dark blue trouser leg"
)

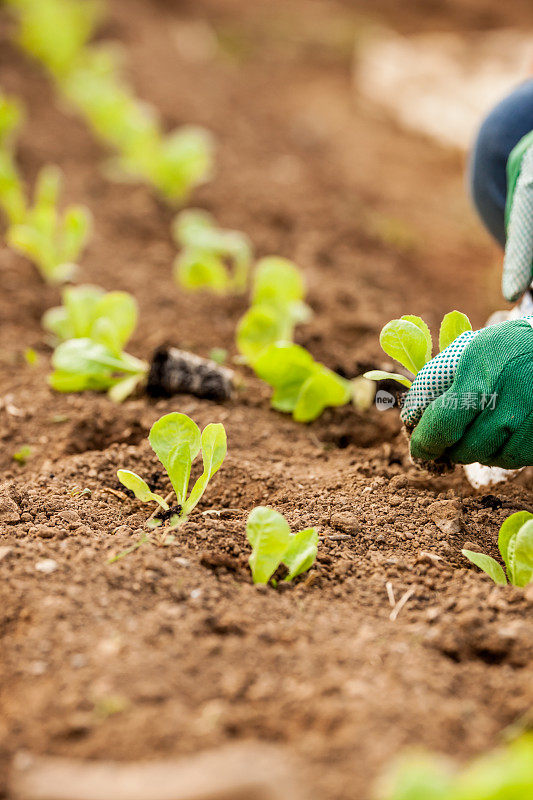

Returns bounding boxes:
[469,78,533,248]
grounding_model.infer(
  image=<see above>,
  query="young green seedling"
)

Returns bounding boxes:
[59,44,160,153]
[42,284,138,348]
[117,412,227,526]
[246,506,318,584]
[173,209,253,294]
[108,124,214,204]
[376,734,533,800]
[364,310,471,387]
[7,164,92,284]
[462,510,533,587]
[7,0,103,78]
[49,336,147,403]
[252,342,351,422]
[0,93,26,225]
[237,257,312,362]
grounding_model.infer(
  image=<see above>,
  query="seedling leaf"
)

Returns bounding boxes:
[283,527,318,580]
[379,318,429,376]
[246,506,291,584]
[461,550,507,586]
[439,310,472,352]
[401,315,432,362]
[363,370,412,388]
[498,510,533,569]
[293,367,351,423]
[148,413,201,503]
[174,250,229,294]
[511,519,533,587]
[236,306,287,363]
[185,423,227,514]
[117,469,168,509]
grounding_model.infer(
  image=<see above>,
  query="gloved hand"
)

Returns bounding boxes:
[400,318,533,469]
[503,139,533,301]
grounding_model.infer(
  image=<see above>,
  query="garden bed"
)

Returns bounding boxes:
[1,1,532,799]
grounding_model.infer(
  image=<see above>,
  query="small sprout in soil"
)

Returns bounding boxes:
[49,338,148,403]
[246,506,318,584]
[253,342,352,422]
[7,164,92,284]
[237,257,312,362]
[13,445,31,465]
[462,510,533,587]
[173,209,253,294]
[42,284,138,347]
[376,734,533,800]
[209,347,228,365]
[23,347,39,367]
[108,124,214,204]
[364,311,472,388]
[0,92,27,225]
[7,0,103,79]
[117,412,227,527]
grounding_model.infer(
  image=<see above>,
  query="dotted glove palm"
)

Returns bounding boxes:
[503,136,533,301]
[400,318,533,469]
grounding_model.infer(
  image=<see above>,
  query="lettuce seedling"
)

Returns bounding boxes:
[376,734,533,800]
[0,93,26,225]
[49,338,148,402]
[246,506,318,584]
[7,0,103,78]
[108,125,214,204]
[117,412,227,525]
[237,257,312,362]
[462,510,533,587]
[253,342,351,422]
[7,165,92,284]
[0,92,24,148]
[42,285,138,348]
[364,310,471,387]
[173,209,253,294]
[59,44,160,153]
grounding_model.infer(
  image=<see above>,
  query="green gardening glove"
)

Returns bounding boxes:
[503,137,533,301]
[400,318,533,469]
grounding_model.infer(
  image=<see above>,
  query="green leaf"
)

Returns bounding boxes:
[148,413,201,503]
[63,284,104,338]
[174,250,229,294]
[293,367,351,423]
[510,519,533,587]
[401,315,432,363]
[498,510,533,568]
[252,257,306,309]
[117,469,168,509]
[462,550,507,585]
[376,753,454,800]
[61,204,92,262]
[439,311,472,352]
[236,306,287,362]
[283,528,318,580]
[363,370,412,388]
[379,318,430,376]
[94,292,139,349]
[254,343,315,412]
[108,373,143,403]
[246,506,291,584]
[42,305,73,341]
[172,208,214,244]
[184,423,227,514]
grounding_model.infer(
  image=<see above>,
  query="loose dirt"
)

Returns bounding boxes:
[1,2,532,799]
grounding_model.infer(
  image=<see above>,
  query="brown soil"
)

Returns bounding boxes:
[1,1,532,799]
